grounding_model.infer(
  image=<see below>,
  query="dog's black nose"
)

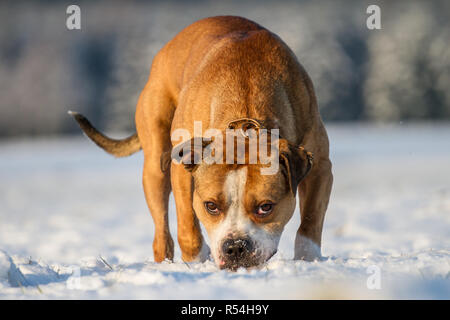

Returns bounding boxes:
[222,238,253,261]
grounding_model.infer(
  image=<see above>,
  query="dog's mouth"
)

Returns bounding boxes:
[217,249,277,271]
[219,259,257,271]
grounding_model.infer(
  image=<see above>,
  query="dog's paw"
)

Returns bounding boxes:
[195,242,211,263]
[294,234,322,261]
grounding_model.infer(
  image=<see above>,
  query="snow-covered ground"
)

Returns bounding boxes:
[0,124,449,299]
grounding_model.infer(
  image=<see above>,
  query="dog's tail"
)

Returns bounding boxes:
[68,111,141,158]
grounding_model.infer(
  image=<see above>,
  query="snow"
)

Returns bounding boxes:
[0,124,449,299]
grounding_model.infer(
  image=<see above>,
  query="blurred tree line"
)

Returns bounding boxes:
[0,0,449,137]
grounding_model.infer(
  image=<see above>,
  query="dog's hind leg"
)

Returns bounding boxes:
[136,79,176,262]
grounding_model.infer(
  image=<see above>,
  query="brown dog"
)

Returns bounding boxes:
[70,16,333,270]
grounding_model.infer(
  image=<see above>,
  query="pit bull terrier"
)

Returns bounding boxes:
[70,16,333,270]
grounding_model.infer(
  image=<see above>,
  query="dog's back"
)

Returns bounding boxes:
[162,16,317,144]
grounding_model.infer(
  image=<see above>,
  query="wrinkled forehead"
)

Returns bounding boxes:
[204,134,280,165]
[193,164,288,202]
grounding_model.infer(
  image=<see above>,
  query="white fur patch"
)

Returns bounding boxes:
[209,167,248,263]
[208,167,280,267]
[294,234,322,261]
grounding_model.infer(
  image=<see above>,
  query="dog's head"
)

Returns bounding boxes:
[164,129,313,270]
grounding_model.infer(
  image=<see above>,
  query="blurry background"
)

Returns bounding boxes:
[1,0,449,137]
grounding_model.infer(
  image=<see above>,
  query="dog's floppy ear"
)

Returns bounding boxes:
[163,137,213,172]
[279,139,314,196]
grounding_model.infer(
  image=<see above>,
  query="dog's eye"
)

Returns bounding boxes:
[204,202,219,215]
[256,203,274,216]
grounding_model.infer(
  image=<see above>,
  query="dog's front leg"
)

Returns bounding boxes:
[171,163,210,262]
[295,157,333,261]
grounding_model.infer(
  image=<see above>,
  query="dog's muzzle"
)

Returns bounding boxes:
[220,237,257,270]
